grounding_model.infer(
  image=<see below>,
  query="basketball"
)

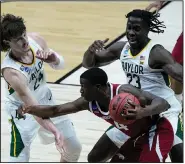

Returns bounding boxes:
[109,93,140,125]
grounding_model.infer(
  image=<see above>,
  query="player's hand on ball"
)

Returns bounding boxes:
[121,100,144,120]
[88,38,109,53]
[36,49,58,63]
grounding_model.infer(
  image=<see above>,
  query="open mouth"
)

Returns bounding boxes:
[128,38,137,44]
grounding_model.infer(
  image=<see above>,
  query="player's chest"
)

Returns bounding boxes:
[19,59,44,77]
[121,58,148,75]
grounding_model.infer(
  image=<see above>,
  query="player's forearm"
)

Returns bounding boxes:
[21,97,59,135]
[163,63,183,83]
[82,50,96,68]
[34,116,60,135]
[26,103,78,118]
[141,98,170,117]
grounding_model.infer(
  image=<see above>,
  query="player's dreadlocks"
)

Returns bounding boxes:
[1,14,26,52]
[126,9,166,34]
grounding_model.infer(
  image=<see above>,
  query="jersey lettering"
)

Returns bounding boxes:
[29,60,44,91]
[127,73,141,89]
[122,62,144,75]
[33,72,44,90]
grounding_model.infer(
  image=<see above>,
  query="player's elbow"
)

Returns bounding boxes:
[82,52,96,69]
[158,98,170,112]
[82,60,94,69]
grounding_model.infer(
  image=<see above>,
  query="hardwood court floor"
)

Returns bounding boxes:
[1,1,149,82]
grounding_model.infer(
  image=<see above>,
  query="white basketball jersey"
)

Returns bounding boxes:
[1,37,51,105]
[120,40,181,113]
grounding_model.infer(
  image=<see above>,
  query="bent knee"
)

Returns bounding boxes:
[62,136,82,162]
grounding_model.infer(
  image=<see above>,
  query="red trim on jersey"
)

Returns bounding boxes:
[111,83,121,97]
[172,32,183,64]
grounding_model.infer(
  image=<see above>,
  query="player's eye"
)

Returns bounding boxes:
[134,26,141,32]
[127,25,132,30]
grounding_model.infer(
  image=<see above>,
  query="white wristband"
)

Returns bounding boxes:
[49,49,65,70]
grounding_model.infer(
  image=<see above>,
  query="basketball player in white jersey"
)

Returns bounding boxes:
[1,14,82,162]
[82,10,183,162]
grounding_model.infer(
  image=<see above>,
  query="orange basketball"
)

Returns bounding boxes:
[109,93,140,125]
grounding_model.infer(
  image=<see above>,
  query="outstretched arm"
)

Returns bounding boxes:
[149,45,183,83]
[82,40,126,68]
[118,84,170,118]
[21,97,88,118]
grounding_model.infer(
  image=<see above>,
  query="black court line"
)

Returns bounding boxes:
[54,1,172,84]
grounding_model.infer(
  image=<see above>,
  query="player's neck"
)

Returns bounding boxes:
[130,38,150,56]
[96,85,111,111]
[11,49,32,63]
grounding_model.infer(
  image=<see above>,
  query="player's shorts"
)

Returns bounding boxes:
[106,112,182,162]
[5,89,81,162]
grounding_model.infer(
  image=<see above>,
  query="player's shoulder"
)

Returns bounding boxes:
[149,43,170,65]
[3,67,20,77]
[28,32,48,50]
[2,67,26,86]
[150,43,165,53]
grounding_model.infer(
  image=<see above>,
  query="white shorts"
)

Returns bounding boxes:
[4,90,81,162]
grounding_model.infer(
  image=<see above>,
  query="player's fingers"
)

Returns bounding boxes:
[127,100,138,108]
[145,5,153,11]
[103,38,109,44]
[127,109,137,113]
[36,50,41,57]
[94,40,104,49]
[121,113,136,120]
[155,7,160,13]
[145,4,157,11]
[36,50,44,59]
[44,52,49,60]
[36,55,42,60]
[41,51,46,59]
